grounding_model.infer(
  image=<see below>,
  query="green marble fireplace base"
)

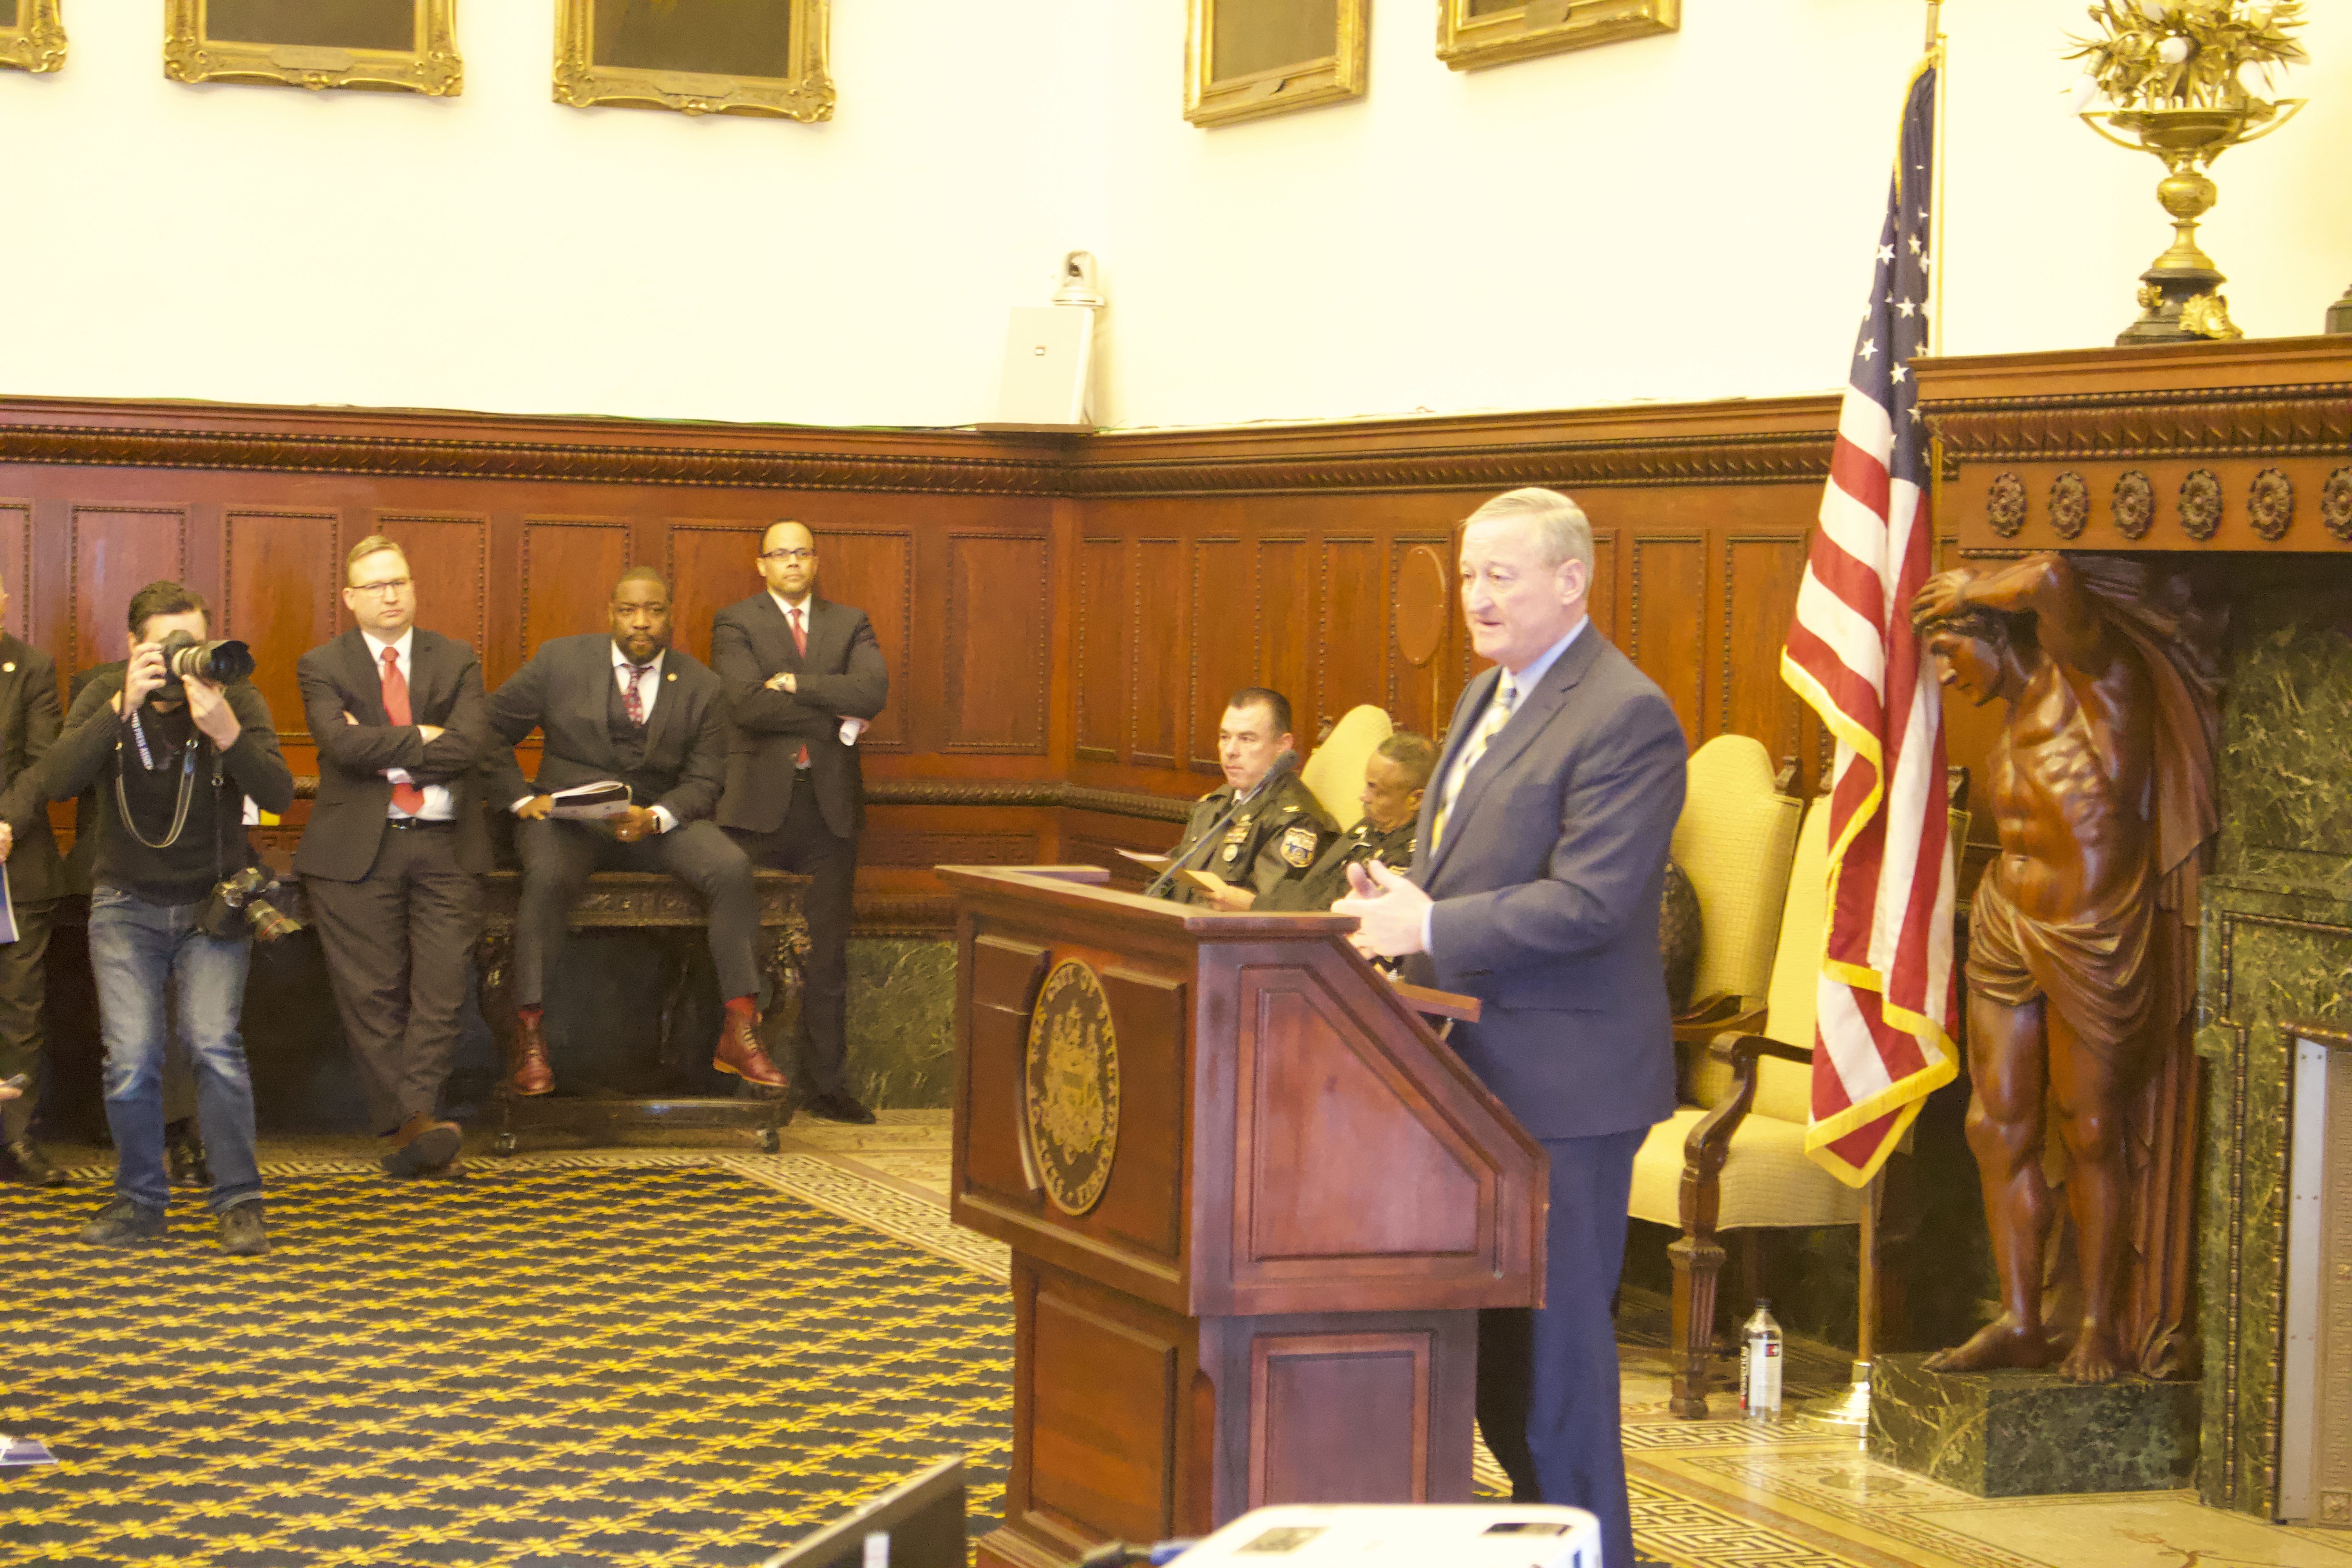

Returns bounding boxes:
[1868,1353,2200,1497]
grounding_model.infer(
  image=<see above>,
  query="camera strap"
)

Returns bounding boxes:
[113,701,199,852]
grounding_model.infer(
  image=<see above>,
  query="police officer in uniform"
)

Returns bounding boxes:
[1259,730,1436,912]
[1157,688,1333,907]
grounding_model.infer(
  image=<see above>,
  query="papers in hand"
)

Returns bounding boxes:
[0,863,16,945]
[546,781,633,821]
[1115,848,1171,869]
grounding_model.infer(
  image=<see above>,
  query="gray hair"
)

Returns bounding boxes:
[1461,487,1594,578]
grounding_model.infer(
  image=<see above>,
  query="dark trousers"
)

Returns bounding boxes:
[0,898,56,1142]
[516,817,760,1009]
[1478,1125,1645,1568]
[305,824,482,1133]
[729,781,855,1097]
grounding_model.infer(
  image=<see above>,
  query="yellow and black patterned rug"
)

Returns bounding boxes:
[0,1164,1012,1567]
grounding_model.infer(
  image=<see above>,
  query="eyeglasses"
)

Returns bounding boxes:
[760,548,815,563]
[350,578,412,598]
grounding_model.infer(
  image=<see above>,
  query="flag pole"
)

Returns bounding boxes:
[1798,0,1944,1438]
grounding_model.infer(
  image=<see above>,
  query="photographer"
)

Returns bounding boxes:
[0,581,292,1255]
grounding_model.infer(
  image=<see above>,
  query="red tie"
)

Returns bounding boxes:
[789,607,809,768]
[380,647,427,816]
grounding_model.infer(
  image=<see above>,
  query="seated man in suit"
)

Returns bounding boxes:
[1153,687,1334,908]
[479,567,787,1098]
[1256,731,1435,912]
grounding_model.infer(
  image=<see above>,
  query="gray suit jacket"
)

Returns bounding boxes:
[477,635,730,827]
[1404,627,1688,1141]
[0,634,65,905]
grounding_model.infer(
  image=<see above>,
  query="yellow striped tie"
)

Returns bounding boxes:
[1430,676,1517,853]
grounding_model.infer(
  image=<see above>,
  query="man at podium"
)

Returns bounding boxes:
[1337,487,1685,1568]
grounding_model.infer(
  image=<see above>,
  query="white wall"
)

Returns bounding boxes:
[3,1,2346,430]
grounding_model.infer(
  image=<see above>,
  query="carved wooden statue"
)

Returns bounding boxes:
[1911,552,2220,1383]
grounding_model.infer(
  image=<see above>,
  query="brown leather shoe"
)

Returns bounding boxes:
[712,1010,789,1094]
[505,1012,555,1097]
[384,1113,464,1179]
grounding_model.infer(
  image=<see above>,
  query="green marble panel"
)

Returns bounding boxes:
[1870,1352,2199,1496]
[843,937,955,1109]
[2195,565,2352,1516]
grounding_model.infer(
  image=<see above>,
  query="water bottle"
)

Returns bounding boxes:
[1740,1299,1784,1421]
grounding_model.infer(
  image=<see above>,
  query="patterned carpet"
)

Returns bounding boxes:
[0,1162,1011,1568]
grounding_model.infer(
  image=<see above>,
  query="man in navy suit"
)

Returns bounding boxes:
[711,520,889,1125]
[1337,487,1686,1568]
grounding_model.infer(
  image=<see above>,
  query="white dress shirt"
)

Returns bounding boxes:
[508,643,675,831]
[1421,617,1589,953]
[768,591,866,749]
[363,627,454,822]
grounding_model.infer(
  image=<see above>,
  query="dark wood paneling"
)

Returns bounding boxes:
[1189,538,1250,768]
[1256,539,1312,734]
[1131,539,1183,768]
[1251,1332,1428,1505]
[665,522,763,669]
[945,533,1049,755]
[813,528,912,751]
[377,514,489,670]
[1722,535,1807,772]
[521,518,631,662]
[1588,530,1617,645]
[1386,537,1449,740]
[0,502,30,641]
[1029,1274,1181,1544]
[1319,540,1382,740]
[69,505,187,677]
[1077,538,1128,762]
[1627,535,1707,745]
[223,510,338,743]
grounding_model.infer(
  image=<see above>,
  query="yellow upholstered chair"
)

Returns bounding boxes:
[1632,780,1969,1417]
[1667,736,1802,1028]
[1299,704,1392,829]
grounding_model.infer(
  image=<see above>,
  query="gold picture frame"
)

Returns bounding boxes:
[1186,0,1367,128]
[164,0,461,95]
[1436,0,1676,71]
[554,0,832,123]
[0,0,66,74]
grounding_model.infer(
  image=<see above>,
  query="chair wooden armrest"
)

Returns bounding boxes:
[1665,1029,1813,1417]
[1671,994,1766,1049]
[1387,979,1482,1025]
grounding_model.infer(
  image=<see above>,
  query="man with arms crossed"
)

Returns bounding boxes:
[482,568,787,1097]
[712,521,887,1125]
[0,581,293,1254]
[1336,488,1685,1568]
[297,536,489,1180]
[0,567,68,1187]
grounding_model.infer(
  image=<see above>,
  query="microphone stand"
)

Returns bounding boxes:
[1142,753,1298,901]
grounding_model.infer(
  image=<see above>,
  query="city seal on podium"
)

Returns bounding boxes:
[1024,959,1122,1216]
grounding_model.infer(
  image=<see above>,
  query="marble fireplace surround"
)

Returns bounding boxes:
[1915,336,2352,1524]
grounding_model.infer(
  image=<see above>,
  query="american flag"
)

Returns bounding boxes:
[1778,59,1957,1187]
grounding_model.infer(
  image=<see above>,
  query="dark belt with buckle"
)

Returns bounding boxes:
[387,817,455,831]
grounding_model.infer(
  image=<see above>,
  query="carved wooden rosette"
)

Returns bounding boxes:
[2050,471,2091,541]
[2248,469,2295,543]
[1987,472,2028,538]
[2114,470,2157,540]
[2180,470,2225,541]
[2327,469,2352,544]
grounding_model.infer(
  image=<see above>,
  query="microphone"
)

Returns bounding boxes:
[1143,750,1302,901]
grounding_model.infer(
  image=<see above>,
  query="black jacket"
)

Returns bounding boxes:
[0,669,293,906]
[0,634,65,906]
[711,593,888,840]
[295,627,491,881]
[478,634,730,826]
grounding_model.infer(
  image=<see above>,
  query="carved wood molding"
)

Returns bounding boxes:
[0,397,1838,500]
[1066,427,1835,497]
[1926,382,2352,464]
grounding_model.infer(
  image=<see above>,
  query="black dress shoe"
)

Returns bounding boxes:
[801,1090,877,1125]
[5,1137,69,1187]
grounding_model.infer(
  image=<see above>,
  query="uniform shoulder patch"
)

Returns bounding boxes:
[1279,823,1318,869]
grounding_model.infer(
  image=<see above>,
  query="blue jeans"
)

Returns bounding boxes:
[89,886,261,1215]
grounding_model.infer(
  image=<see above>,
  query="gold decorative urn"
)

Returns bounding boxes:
[2068,1,2309,345]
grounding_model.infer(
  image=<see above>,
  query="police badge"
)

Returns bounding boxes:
[1279,823,1317,868]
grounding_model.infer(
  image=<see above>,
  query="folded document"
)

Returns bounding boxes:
[546,781,633,821]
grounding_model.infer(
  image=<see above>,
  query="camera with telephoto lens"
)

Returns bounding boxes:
[153,630,255,703]
[198,866,305,944]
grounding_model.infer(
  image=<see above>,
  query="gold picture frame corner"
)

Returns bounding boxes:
[552,0,833,124]
[161,0,463,96]
[1437,0,1677,72]
[1183,0,1370,128]
[0,0,67,74]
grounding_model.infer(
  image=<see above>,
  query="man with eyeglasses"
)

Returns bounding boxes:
[295,536,490,1180]
[482,567,788,1099]
[712,520,888,1125]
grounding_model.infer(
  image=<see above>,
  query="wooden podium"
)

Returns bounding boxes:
[940,866,1547,1568]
